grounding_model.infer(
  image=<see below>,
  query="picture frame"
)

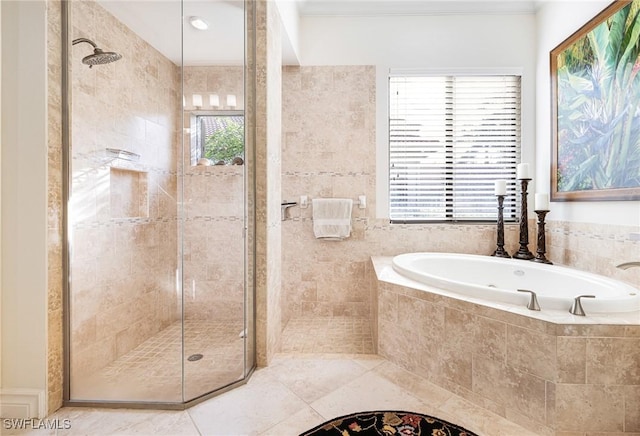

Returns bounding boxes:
[550,0,640,201]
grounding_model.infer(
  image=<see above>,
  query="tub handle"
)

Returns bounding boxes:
[570,295,596,316]
[517,289,541,311]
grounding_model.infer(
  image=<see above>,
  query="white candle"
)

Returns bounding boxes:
[227,94,237,108]
[535,193,549,211]
[516,163,530,179]
[494,180,507,196]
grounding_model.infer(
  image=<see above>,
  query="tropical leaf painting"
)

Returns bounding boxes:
[552,0,640,200]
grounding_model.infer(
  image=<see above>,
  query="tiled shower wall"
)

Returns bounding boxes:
[182,67,245,321]
[255,0,283,366]
[281,65,639,326]
[69,0,180,377]
[47,0,64,413]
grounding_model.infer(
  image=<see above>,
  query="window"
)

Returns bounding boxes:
[389,74,521,223]
[192,112,244,165]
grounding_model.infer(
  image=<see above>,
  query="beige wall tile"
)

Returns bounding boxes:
[255,0,283,366]
[546,221,640,287]
[507,325,557,380]
[546,380,556,428]
[624,384,640,432]
[47,0,64,413]
[557,337,586,384]
[399,295,445,347]
[555,384,625,432]
[586,337,640,385]
[472,354,546,422]
[439,341,473,390]
[473,316,507,363]
[556,324,629,337]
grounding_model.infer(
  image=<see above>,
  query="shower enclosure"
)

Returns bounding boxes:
[62,0,256,406]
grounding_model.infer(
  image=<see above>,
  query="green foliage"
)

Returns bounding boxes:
[203,120,245,164]
[557,1,640,191]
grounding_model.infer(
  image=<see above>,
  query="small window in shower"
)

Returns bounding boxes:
[191,112,244,165]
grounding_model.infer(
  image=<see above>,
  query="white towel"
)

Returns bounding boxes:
[312,198,353,240]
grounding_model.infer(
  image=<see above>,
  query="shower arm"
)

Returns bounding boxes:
[72,38,98,48]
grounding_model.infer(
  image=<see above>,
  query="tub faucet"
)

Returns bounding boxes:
[517,289,540,311]
[617,261,640,270]
[570,295,595,316]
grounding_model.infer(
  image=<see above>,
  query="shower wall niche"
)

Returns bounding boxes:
[65,0,255,406]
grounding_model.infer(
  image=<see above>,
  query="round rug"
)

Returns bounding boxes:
[300,410,478,436]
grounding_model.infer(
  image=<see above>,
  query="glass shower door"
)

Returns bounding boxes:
[66,0,184,403]
[181,0,250,401]
[65,0,254,406]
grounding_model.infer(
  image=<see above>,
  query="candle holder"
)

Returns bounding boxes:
[512,178,534,260]
[533,210,552,264]
[491,195,511,258]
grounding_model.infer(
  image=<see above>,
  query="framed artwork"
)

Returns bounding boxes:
[551,0,640,201]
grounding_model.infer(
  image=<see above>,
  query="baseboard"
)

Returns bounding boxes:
[0,388,46,419]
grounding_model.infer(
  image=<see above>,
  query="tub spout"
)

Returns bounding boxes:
[281,201,297,221]
[617,261,640,270]
[570,295,595,316]
[517,289,540,311]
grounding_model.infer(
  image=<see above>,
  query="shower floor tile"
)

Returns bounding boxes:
[71,319,245,403]
[281,317,374,353]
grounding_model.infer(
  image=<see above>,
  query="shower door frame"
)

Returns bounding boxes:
[60,0,257,410]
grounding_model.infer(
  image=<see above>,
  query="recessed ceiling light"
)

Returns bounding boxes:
[189,16,209,31]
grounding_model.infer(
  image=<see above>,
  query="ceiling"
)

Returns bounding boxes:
[99,0,539,66]
[99,0,245,66]
[297,0,538,16]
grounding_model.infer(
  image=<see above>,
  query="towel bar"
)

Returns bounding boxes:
[299,195,366,209]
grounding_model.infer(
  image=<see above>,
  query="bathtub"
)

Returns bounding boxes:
[392,252,640,314]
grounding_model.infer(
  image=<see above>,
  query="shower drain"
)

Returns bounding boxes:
[187,354,203,362]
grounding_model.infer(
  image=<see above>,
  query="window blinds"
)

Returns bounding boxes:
[389,74,521,222]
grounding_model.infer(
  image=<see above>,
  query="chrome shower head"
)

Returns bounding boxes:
[72,38,122,68]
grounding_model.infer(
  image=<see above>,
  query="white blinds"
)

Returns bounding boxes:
[389,74,521,222]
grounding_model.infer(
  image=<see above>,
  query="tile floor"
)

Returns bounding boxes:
[71,320,245,402]
[8,354,540,436]
[280,317,374,354]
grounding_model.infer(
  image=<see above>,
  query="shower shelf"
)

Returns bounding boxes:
[106,148,141,162]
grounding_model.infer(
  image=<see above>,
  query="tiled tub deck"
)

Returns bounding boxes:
[370,257,640,436]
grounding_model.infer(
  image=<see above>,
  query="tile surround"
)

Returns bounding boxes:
[372,257,640,435]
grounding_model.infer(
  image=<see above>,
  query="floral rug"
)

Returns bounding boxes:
[300,410,478,436]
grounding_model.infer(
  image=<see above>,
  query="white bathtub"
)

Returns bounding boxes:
[392,252,640,314]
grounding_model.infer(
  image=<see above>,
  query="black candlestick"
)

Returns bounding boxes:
[512,178,534,260]
[533,210,552,264]
[492,195,511,258]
